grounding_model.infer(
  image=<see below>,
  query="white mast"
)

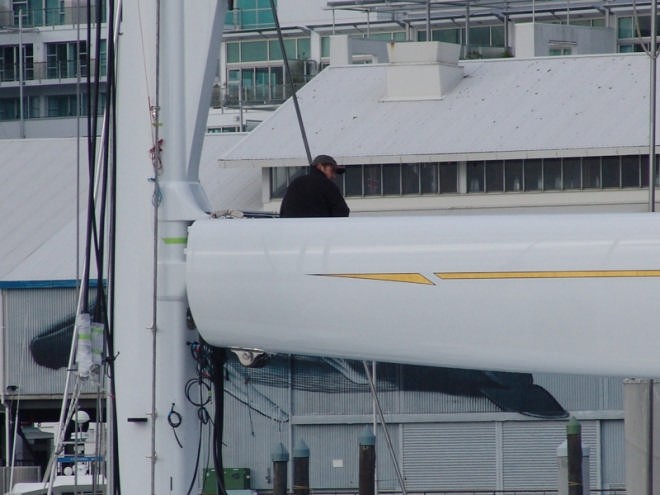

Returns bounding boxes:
[113,1,226,493]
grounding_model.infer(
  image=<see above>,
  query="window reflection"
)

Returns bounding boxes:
[582,157,601,189]
[421,164,439,194]
[563,158,581,190]
[524,159,542,191]
[544,159,562,190]
[602,156,620,188]
[402,164,420,195]
[439,163,458,193]
[485,160,504,192]
[364,165,382,196]
[383,164,401,195]
[467,162,484,193]
[269,156,647,201]
[622,156,640,188]
[505,160,523,192]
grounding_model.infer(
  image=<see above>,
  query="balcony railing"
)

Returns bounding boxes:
[0,59,106,83]
[0,5,106,29]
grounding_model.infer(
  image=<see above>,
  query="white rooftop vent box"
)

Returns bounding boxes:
[387,41,460,65]
[384,41,463,101]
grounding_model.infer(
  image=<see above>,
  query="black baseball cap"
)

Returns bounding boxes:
[311,154,345,174]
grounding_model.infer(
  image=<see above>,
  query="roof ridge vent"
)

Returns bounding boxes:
[384,41,463,101]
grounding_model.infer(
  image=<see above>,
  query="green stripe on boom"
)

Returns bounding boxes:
[162,237,188,245]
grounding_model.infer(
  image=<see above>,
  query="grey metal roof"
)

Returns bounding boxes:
[1,134,259,283]
[0,138,89,282]
[220,52,651,167]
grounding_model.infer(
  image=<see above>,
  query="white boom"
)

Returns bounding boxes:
[186,212,660,378]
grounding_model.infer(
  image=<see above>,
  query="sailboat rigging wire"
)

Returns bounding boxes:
[268,0,312,165]
[148,3,162,495]
[8,314,30,491]
[47,0,122,492]
[106,1,122,493]
[362,361,408,495]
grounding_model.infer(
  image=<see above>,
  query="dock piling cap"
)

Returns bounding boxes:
[293,439,310,458]
[271,442,290,462]
[566,416,581,435]
[359,426,375,446]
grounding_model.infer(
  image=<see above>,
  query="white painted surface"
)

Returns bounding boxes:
[187,212,660,377]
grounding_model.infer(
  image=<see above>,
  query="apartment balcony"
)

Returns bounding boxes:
[0,5,106,30]
[0,59,106,88]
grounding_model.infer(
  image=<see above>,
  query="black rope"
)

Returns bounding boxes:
[210,345,228,495]
[168,403,183,448]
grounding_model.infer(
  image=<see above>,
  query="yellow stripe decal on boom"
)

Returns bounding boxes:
[318,273,435,285]
[435,270,660,280]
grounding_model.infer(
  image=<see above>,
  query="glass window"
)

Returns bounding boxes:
[368,31,406,42]
[297,38,311,59]
[383,164,401,195]
[641,155,649,187]
[46,41,87,78]
[269,39,296,61]
[602,156,621,188]
[0,45,18,82]
[270,167,289,198]
[543,158,561,190]
[270,66,284,101]
[402,164,420,195]
[439,163,458,193]
[470,26,491,47]
[241,40,268,62]
[485,160,504,192]
[227,0,275,29]
[0,97,19,120]
[524,159,542,191]
[334,173,345,196]
[227,42,240,63]
[321,36,330,58]
[622,155,640,188]
[491,25,505,47]
[421,163,439,194]
[47,94,79,117]
[431,28,461,44]
[270,166,304,199]
[254,67,270,101]
[467,162,484,192]
[582,157,601,189]
[505,160,523,191]
[345,165,363,197]
[364,165,382,196]
[635,15,652,37]
[563,158,581,189]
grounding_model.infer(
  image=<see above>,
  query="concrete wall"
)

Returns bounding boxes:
[514,23,616,58]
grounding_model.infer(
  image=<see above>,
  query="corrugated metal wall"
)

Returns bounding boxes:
[534,374,624,411]
[2,288,626,491]
[223,358,626,491]
[600,419,625,488]
[3,288,98,396]
[501,420,600,490]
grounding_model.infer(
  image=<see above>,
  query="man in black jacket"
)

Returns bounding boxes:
[279,155,350,217]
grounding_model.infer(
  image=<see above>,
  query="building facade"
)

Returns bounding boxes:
[1,0,660,137]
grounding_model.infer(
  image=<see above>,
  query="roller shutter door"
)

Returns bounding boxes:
[402,422,497,490]
[502,420,600,490]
